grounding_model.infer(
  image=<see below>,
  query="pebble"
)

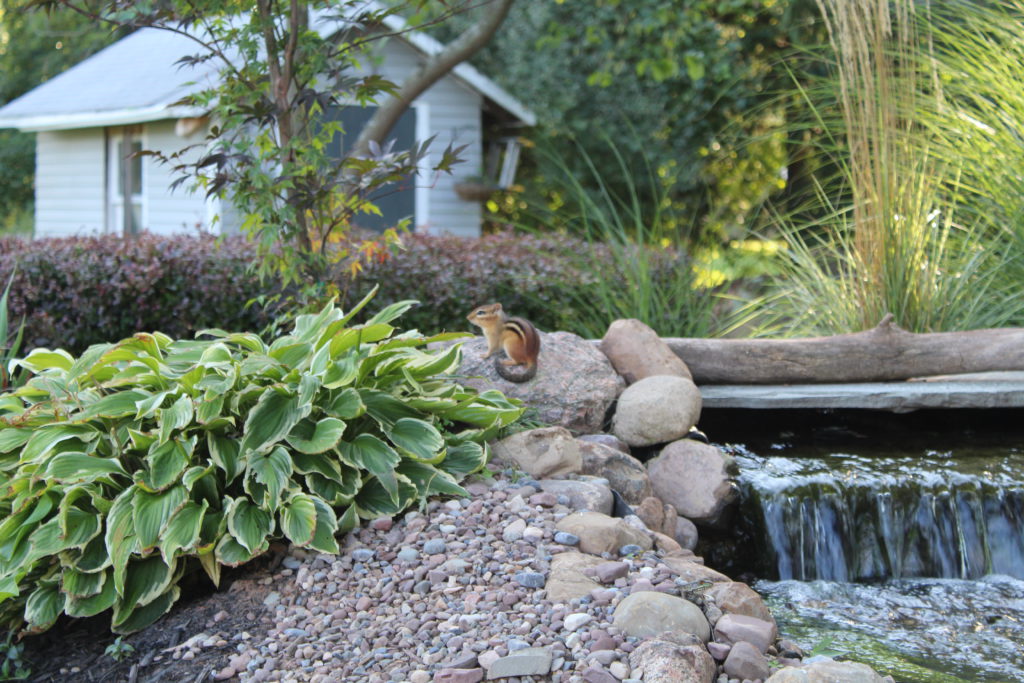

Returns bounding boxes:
[215,474,738,681]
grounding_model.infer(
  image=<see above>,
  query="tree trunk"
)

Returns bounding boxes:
[665,314,1024,384]
[351,0,515,156]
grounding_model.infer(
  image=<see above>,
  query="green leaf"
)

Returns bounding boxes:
[75,389,151,420]
[46,452,127,483]
[240,387,305,455]
[387,418,444,463]
[133,486,188,552]
[15,348,74,374]
[323,355,358,389]
[336,504,358,536]
[24,582,65,633]
[304,470,360,506]
[0,428,33,453]
[359,390,421,428]
[119,555,176,614]
[59,507,102,550]
[112,584,180,634]
[308,497,340,554]
[226,498,274,555]
[325,388,364,419]
[159,394,194,443]
[291,451,343,481]
[134,390,172,420]
[684,54,705,81]
[207,433,243,482]
[215,534,263,567]
[439,441,487,479]
[20,424,98,464]
[279,494,317,547]
[397,461,468,499]
[269,341,313,368]
[246,446,292,511]
[158,501,206,563]
[143,439,190,491]
[65,572,117,618]
[338,434,402,503]
[62,567,106,599]
[72,535,111,574]
[353,475,418,518]
[105,487,139,596]
[365,299,418,326]
[286,417,346,454]
[196,394,225,424]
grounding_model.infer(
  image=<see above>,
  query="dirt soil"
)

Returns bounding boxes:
[20,551,282,683]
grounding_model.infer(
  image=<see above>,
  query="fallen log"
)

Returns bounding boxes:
[664,314,1024,385]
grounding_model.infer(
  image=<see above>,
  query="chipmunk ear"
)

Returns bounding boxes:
[493,303,503,311]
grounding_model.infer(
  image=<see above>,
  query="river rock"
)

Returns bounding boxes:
[766,660,895,683]
[600,318,694,383]
[612,592,710,642]
[434,669,484,683]
[674,515,699,550]
[724,641,770,681]
[545,552,605,602]
[706,581,775,624]
[459,331,624,434]
[611,375,702,447]
[713,613,778,653]
[485,647,552,679]
[538,478,613,515]
[661,557,731,583]
[577,433,630,454]
[490,427,582,479]
[555,510,653,557]
[646,439,738,529]
[577,440,654,504]
[628,637,716,683]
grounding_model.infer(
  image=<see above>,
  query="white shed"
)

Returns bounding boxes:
[0,11,534,239]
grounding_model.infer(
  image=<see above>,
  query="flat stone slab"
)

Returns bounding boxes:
[699,380,1024,412]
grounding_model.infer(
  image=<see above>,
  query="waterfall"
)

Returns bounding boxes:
[737,449,1024,581]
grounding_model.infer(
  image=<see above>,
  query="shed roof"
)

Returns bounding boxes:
[0,7,535,132]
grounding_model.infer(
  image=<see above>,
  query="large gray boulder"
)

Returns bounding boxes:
[706,581,775,624]
[577,439,653,504]
[628,636,716,683]
[538,478,614,515]
[600,318,694,384]
[555,510,652,556]
[713,613,778,653]
[544,552,605,602]
[490,427,582,479]
[646,439,738,529]
[612,592,711,642]
[459,331,623,434]
[611,375,702,447]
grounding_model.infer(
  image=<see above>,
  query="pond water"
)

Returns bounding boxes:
[708,409,1024,683]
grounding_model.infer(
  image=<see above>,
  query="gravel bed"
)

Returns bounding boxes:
[185,474,701,683]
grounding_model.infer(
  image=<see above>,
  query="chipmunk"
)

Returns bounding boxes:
[466,303,541,382]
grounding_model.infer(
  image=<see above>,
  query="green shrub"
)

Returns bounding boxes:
[0,234,271,353]
[0,291,522,636]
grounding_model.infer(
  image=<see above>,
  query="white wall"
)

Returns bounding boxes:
[35,129,106,237]
[369,38,483,238]
[143,119,209,235]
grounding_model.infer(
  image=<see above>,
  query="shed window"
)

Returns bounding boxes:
[107,127,144,235]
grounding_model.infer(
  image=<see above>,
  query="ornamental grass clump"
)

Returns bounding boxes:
[0,289,522,636]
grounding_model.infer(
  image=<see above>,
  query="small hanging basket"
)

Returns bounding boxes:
[454,179,500,202]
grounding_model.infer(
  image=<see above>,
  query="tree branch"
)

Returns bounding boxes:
[350,0,515,156]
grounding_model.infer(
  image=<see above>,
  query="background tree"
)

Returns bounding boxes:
[0,1,119,229]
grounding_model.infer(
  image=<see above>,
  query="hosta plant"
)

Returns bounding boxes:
[0,289,522,635]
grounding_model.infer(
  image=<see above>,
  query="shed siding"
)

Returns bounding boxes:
[370,39,483,238]
[143,120,209,235]
[35,129,106,237]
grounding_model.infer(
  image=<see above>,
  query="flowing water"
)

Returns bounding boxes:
[711,409,1024,683]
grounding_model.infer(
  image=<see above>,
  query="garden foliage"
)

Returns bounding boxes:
[0,291,522,635]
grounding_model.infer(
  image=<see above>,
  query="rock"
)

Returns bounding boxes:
[554,531,580,546]
[577,433,631,454]
[612,591,710,642]
[545,552,606,602]
[661,557,731,583]
[713,613,778,653]
[674,516,699,550]
[608,660,630,680]
[555,510,653,557]
[594,561,629,583]
[423,539,447,555]
[723,641,770,681]
[634,497,666,533]
[706,642,731,661]
[502,518,527,543]
[646,440,738,529]
[434,668,484,683]
[514,571,546,588]
[582,667,617,683]
[563,613,593,631]
[628,638,717,683]
[459,331,624,434]
[491,427,582,479]
[611,375,702,447]
[485,647,552,679]
[705,581,775,624]
[577,440,654,504]
[766,660,895,683]
[539,478,614,515]
[600,318,694,383]
[652,531,683,554]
